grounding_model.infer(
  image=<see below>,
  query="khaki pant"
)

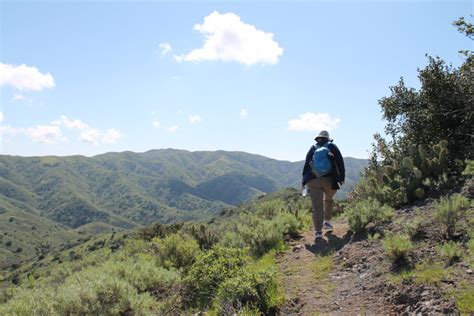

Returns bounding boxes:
[307,177,336,232]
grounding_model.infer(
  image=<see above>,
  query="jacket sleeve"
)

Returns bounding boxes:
[302,146,315,185]
[329,143,345,182]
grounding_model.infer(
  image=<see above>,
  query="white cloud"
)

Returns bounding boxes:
[159,43,172,55]
[153,120,161,128]
[79,128,102,145]
[11,94,27,102]
[288,112,341,132]
[0,112,3,122]
[240,108,248,120]
[167,125,178,133]
[52,115,89,130]
[51,115,121,145]
[25,125,67,144]
[1,115,121,146]
[0,125,20,136]
[0,63,55,91]
[188,114,202,124]
[175,11,283,65]
[102,128,121,144]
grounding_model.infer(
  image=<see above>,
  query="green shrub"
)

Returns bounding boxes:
[434,194,470,238]
[236,216,284,257]
[345,199,394,234]
[184,246,248,308]
[56,271,156,314]
[405,217,425,240]
[153,233,201,269]
[108,256,180,292]
[214,269,277,314]
[437,241,463,265]
[454,283,474,314]
[273,212,301,238]
[382,233,413,263]
[254,199,286,219]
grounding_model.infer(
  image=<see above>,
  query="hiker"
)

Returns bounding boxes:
[302,130,345,240]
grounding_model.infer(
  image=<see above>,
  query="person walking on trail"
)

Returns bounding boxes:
[302,130,345,241]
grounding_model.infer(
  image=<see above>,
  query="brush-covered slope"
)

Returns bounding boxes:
[0,150,366,231]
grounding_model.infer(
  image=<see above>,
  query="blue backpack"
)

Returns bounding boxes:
[311,142,332,178]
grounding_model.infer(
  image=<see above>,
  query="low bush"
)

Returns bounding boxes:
[382,233,413,264]
[108,256,180,292]
[434,194,470,238]
[153,233,200,269]
[345,199,394,234]
[184,246,248,309]
[437,241,463,265]
[405,217,425,240]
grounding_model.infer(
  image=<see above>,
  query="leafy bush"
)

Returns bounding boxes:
[405,217,425,240]
[214,269,277,314]
[188,224,220,250]
[434,194,470,238]
[153,233,200,269]
[437,241,463,265]
[184,246,248,309]
[382,233,413,264]
[254,199,286,219]
[273,212,301,238]
[345,199,394,234]
[108,256,180,292]
[236,216,284,257]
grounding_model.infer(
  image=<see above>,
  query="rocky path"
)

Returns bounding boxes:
[276,220,396,315]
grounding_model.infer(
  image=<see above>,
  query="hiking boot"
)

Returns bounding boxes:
[323,221,333,231]
[315,231,323,240]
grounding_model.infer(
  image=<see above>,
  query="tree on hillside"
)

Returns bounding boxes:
[377,18,473,166]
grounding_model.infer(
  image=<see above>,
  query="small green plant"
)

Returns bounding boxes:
[345,199,393,234]
[453,282,474,314]
[153,233,201,269]
[437,241,463,265]
[405,217,425,240]
[382,233,413,264]
[434,194,470,238]
[184,246,248,309]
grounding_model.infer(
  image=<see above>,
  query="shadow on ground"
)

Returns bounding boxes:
[305,231,352,256]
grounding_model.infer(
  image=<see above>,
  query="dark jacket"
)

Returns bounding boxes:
[302,141,345,190]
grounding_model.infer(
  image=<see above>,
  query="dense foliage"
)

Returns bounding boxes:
[0,151,366,268]
[0,189,310,314]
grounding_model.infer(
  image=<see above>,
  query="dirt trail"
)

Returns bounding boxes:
[276,220,395,315]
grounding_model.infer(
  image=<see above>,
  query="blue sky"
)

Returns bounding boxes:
[0,1,471,161]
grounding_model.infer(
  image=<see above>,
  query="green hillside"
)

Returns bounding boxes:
[0,150,366,231]
[0,150,365,270]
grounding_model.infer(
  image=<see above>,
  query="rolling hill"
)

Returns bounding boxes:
[0,149,366,267]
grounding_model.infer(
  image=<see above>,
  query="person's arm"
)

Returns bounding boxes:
[302,146,315,185]
[329,143,345,183]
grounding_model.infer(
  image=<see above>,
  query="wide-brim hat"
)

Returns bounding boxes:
[314,130,330,141]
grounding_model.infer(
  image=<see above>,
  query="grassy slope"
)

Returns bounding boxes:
[0,150,366,231]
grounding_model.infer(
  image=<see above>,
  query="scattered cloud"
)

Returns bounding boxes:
[102,129,121,143]
[167,125,178,133]
[0,63,55,91]
[52,115,89,130]
[240,108,248,120]
[175,11,283,65]
[11,94,27,102]
[0,125,21,137]
[153,120,161,128]
[188,114,202,124]
[288,112,341,132]
[51,115,121,146]
[159,42,172,55]
[79,128,121,146]
[25,125,67,144]
[0,112,3,122]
